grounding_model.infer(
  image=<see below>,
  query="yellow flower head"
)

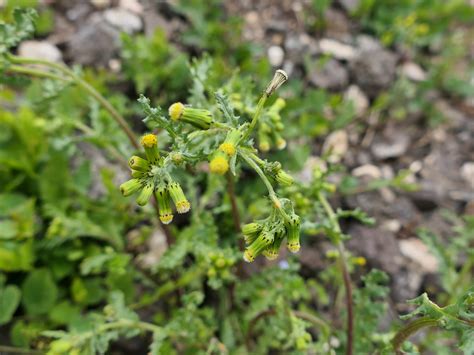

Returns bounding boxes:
[141,134,157,148]
[176,200,191,214]
[219,142,236,156]
[169,102,184,121]
[209,155,229,175]
[159,213,173,225]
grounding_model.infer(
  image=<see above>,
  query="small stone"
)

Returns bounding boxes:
[104,7,142,34]
[401,62,427,81]
[350,48,397,97]
[323,130,348,163]
[399,238,439,273]
[319,38,356,60]
[355,35,383,51]
[352,164,382,179]
[381,219,401,233]
[91,0,110,8]
[267,45,284,67]
[461,162,474,189]
[309,59,349,91]
[344,85,369,117]
[18,40,62,63]
[68,13,121,66]
[371,133,410,160]
[119,0,143,14]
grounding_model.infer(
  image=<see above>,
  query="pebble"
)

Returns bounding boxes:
[352,164,382,179]
[344,85,369,117]
[91,0,110,8]
[461,162,474,189]
[18,40,62,63]
[319,38,356,60]
[309,59,349,90]
[104,7,142,34]
[323,130,349,163]
[399,238,439,273]
[350,48,397,97]
[338,0,360,12]
[401,62,427,81]
[119,0,143,14]
[267,45,285,67]
[371,133,410,160]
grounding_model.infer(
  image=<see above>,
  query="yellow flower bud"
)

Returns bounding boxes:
[209,152,229,175]
[169,102,184,121]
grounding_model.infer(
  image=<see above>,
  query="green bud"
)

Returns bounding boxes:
[131,170,147,178]
[270,97,286,112]
[136,182,154,206]
[262,236,283,260]
[242,222,263,236]
[275,169,294,186]
[155,186,173,224]
[140,134,160,164]
[168,181,190,214]
[286,213,301,253]
[218,129,242,157]
[169,102,213,130]
[244,229,274,262]
[120,179,142,197]
[129,155,150,172]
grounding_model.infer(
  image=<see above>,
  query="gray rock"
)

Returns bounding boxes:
[319,38,357,61]
[18,40,62,63]
[371,132,410,160]
[309,59,349,90]
[344,85,369,117]
[350,48,397,97]
[104,7,142,34]
[67,13,121,66]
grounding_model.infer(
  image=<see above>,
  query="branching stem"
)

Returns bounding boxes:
[317,191,354,355]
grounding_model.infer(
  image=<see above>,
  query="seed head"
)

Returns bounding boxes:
[265,69,288,96]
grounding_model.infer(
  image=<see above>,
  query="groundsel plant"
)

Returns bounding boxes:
[120,70,301,263]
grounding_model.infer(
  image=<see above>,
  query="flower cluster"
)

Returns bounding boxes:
[121,70,299,262]
[119,133,190,224]
[242,200,301,262]
[209,128,243,175]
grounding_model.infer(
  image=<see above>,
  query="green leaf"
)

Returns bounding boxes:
[0,284,21,325]
[22,268,58,315]
[0,239,34,271]
[0,8,37,55]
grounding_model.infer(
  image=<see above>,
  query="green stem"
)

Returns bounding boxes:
[8,55,139,149]
[317,191,354,355]
[293,310,331,337]
[392,317,439,354]
[242,93,268,141]
[6,64,70,82]
[130,268,202,309]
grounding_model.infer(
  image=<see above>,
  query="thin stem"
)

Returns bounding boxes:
[293,310,331,337]
[317,191,354,355]
[226,172,241,234]
[239,151,277,203]
[8,55,139,149]
[392,317,439,354]
[130,268,202,309]
[242,93,268,141]
[6,65,70,82]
